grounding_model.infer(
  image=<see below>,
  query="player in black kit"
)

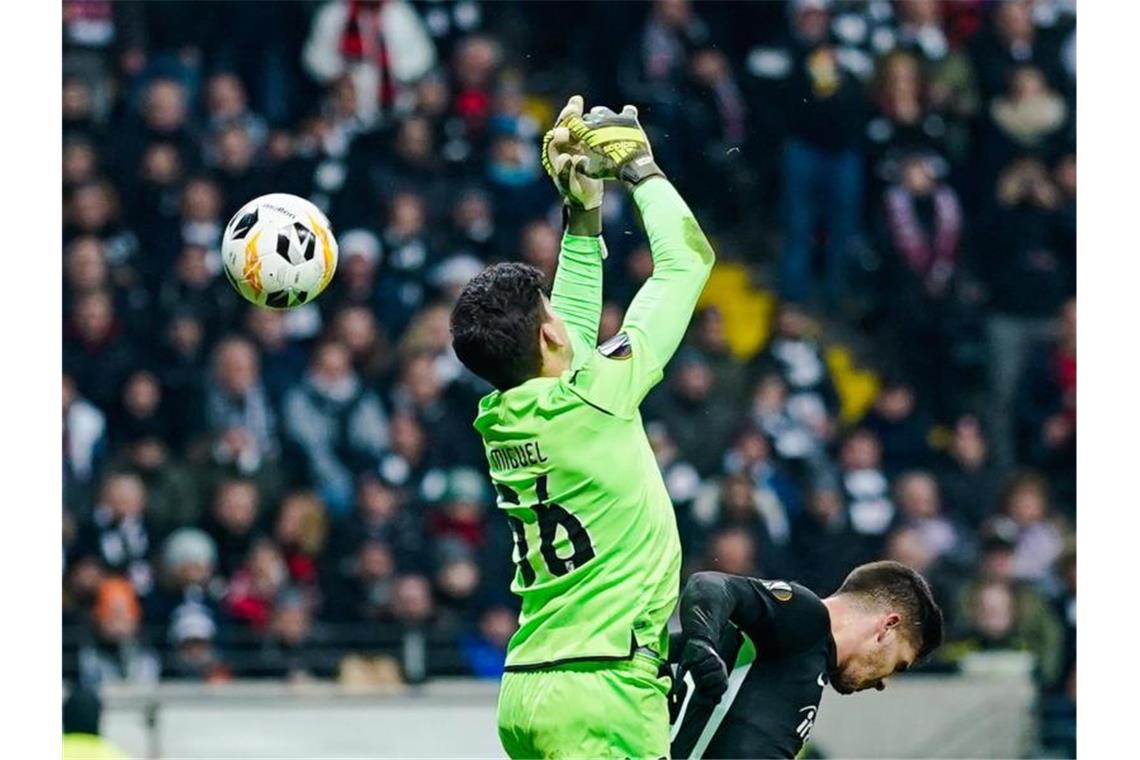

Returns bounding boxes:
[669,561,944,759]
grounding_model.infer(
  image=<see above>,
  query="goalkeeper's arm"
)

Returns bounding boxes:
[621,177,716,369]
[550,205,605,368]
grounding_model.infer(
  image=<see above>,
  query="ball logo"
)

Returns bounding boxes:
[762,580,794,602]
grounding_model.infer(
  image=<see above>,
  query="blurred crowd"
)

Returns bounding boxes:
[62,0,1074,754]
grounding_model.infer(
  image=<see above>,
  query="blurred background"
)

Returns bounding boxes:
[61,0,1075,757]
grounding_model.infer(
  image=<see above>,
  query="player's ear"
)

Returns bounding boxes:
[539,320,567,350]
[878,612,902,640]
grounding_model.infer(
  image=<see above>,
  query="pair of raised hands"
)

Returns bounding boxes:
[540,95,664,212]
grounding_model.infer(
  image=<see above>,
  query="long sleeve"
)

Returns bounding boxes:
[560,179,716,418]
[550,233,605,368]
[622,177,716,367]
[680,572,771,645]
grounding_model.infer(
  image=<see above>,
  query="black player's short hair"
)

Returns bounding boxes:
[836,560,944,661]
[450,262,549,391]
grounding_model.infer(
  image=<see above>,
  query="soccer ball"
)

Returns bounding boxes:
[221,193,339,309]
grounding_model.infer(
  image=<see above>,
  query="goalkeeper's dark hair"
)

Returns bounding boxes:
[450,262,549,391]
[836,560,944,661]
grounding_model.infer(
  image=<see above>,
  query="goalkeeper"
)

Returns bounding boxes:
[450,95,716,758]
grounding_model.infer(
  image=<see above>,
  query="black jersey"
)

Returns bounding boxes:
[669,572,837,759]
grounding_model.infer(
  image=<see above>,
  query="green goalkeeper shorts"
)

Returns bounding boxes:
[497,651,671,759]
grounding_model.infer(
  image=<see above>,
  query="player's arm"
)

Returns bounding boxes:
[542,97,607,368]
[621,176,715,369]
[559,103,716,410]
[677,572,772,702]
[550,204,605,368]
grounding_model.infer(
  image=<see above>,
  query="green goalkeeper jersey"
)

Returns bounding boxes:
[473,178,716,670]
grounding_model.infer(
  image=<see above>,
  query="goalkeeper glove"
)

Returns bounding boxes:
[541,96,603,211]
[561,102,665,186]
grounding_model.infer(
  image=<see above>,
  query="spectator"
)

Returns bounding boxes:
[1016,298,1076,513]
[61,75,104,141]
[971,0,1068,103]
[77,577,161,686]
[981,156,1071,469]
[111,78,199,187]
[63,136,102,196]
[332,305,393,386]
[303,0,437,127]
[164,602,232,683]
[63,290,138,413]
[440,187,496,263]
[449,34,502,148]
[325,538,399,625]
[63,237,111,319]
[376,191,436,337]
[63,373,108,516]
[203,73,268,162]
[721,425,800,540]
[157,310,211,446]
[72,472,154,598]
[110,370,172,449]
[328,474,424,574]
[945,576,1064,688]
[390,350,482,469]
[424,467,491,553]
[837,428,895,554]
[484,132,547,242]
[225,539,290,633]
[935,414,1004,528]
[150,528,223,640]
[460,605,517,679]
[155,244,239,343]
[874,151,964,419]
[243,307,308,408]
[863,377,933,475]
[618,0,709,161]
[112,434,198,542]
[793,485,861,597]
[517,219,560,286]
[748,372,826,486]
[274,491,330,594]
[250,589,330,681]
[128,142,186,285]
[691,306,747,401]
[204,478,263,579]
[679,47,751,228]
[701,527,759,577]
[992,471,1069,587]
[776,0,868,308]
[284,340,390,513]
[892,1,980,161]
[985,65,1071,168]
[211,123,270,216]
[893,470,972,569]
[645,422,703,559]
[321,229,383,318]
[433,539,483,627]
[179,176,226,254]
[379,411,436,494]
[205,336,279,478]
[648,351,739,477]
[750,303,839,451]
[866,50,950,191]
